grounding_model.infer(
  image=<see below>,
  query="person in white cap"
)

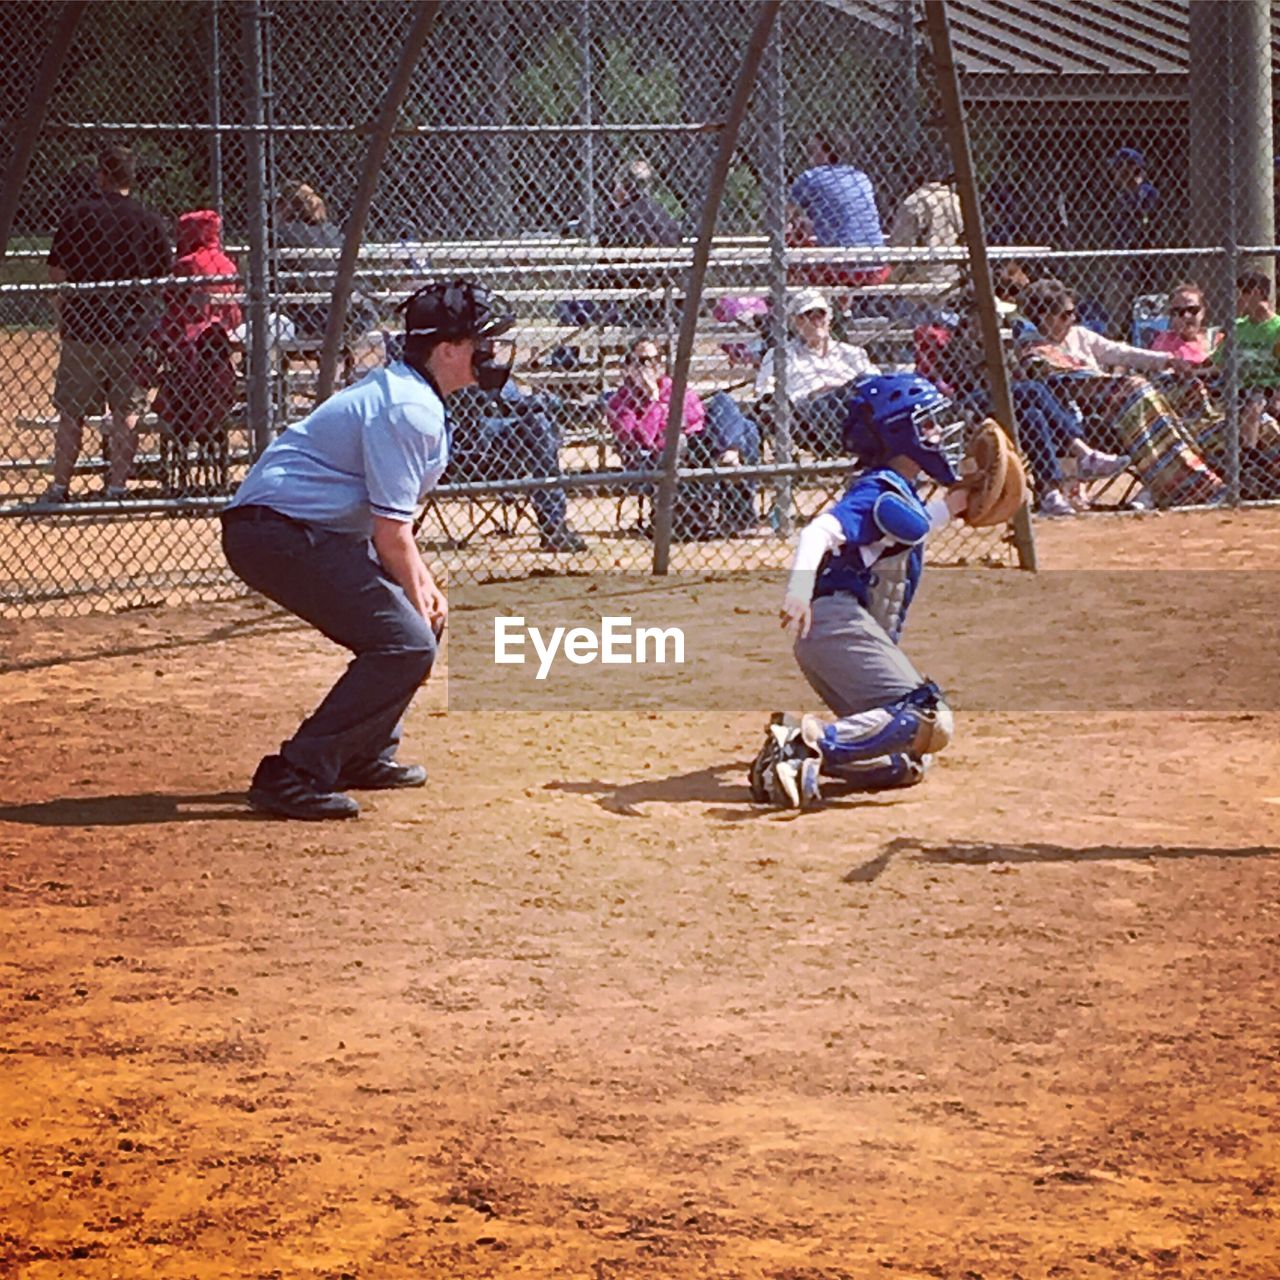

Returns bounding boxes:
[753,289,879,457]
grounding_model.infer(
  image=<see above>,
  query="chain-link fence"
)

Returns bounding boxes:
[1,0,1276,616]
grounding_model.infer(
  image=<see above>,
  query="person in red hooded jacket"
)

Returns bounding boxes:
[161,209,242,343]
[151,210,242,489]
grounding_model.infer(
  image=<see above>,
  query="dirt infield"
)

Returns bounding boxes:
[1,509,1279,1279]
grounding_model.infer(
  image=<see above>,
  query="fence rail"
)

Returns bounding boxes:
[1,0,1276,616]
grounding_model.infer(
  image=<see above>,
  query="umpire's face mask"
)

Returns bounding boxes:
[473,337,515,393]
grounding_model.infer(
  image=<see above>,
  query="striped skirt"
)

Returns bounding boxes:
[1072,374,1224,508]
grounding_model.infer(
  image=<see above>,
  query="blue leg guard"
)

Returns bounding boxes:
[824,752,928,792]
[802,682,953,768]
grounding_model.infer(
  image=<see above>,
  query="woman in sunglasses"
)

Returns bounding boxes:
[1015,278,1223,509]
[1152,283,1214,364]
[607,334,761,538]
[1156,280,1280,500]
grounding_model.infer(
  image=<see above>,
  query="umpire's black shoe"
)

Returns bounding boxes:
[538,524,587,553]
[247,755,360,821]
[334,759,428,791]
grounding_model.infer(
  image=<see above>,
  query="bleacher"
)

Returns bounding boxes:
[3,235,959,519]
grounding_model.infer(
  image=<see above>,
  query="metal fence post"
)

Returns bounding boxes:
[209,0,224,215]
[1189,1,1236,508]
[578,0,596,244]
[487,0,514,239]
[1221,6,1242,506]
[924,0,1036,570]
[761,16,791,536]
[0,2,85,260]
[652,0,781,575]
[241,0,273,459]
[315,1,439,403]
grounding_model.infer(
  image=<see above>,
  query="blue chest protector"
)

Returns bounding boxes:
[813,469,929,639]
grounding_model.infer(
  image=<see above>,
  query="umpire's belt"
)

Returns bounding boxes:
[221,504,307,529]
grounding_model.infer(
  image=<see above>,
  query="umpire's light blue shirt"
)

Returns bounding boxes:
[226,360,448,536]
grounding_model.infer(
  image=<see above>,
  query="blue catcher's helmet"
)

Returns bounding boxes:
[841,373,966,485]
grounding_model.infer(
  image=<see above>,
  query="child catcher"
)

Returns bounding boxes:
[750,373,974,810]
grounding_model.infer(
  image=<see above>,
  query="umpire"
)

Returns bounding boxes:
[222,279,515,820]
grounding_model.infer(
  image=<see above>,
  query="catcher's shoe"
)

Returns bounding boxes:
[775,755,823,810]
[901,753,930,787]
[748,712,803,806]
[248,755,360,821]
[799,756,823,807]
[800,712,828,754]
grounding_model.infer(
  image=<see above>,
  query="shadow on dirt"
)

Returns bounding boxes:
[547,762,914,821]
[0,612,304,675]
[0,791,258,827]
[844,836,1280,884]
[547,764,749,816]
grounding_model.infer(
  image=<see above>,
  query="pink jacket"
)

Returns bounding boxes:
[607,376,705,452]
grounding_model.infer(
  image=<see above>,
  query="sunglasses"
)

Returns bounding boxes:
[1055,307,1078,320]
[798,307,829,320]
[630,353,662,366]
[1170,304,1202,317]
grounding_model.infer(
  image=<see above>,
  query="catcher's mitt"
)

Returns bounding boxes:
[960,418,1029,527]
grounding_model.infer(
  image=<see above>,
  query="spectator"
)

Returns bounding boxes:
[1211,271,1280,394]
[788,131,889,288]
[599,159,681,249]
[753,289,879,458]
[444,380,587,553]
[1203,272,1280,497]
[1108,147,1159,251]
[995,260,1033,324]
[1133,280,1280,499]
[1016,278,1223,509]
[160,208,242,344]
[607,335,761,537]
[1105,146,1160,337]
[274,180,379,344]
[887,158,963,288]
[44,144,172,502]
[586,160,683,330]
[985,176,1025,247]
[148,210,242,493]
[1020,278,1190,379]
[934,290,1129,519]
[1152,281,1214,363]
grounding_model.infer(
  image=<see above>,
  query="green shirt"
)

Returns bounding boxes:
[1211,313,1280,387]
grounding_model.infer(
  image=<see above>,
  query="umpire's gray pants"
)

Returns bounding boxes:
[794,592,924,718]
[221,507,437,788]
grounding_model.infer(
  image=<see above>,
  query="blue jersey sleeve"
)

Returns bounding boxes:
[827,477,882,547]
[363,399,447,523]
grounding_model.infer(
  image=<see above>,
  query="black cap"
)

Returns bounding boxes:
[402,278,514,341]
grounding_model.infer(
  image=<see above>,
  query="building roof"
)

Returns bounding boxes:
[820,0,1280,99]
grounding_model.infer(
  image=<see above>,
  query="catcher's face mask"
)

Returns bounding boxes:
[907,401,967,485]
[843,373,965,484]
